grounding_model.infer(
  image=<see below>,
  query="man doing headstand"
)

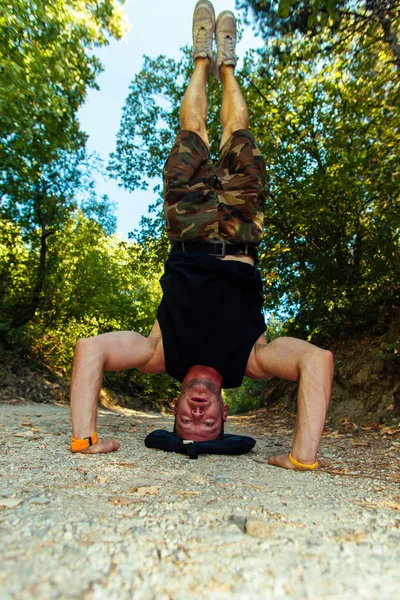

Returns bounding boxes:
[70,1,334,470]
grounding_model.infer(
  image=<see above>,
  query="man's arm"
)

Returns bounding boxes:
[70,325,164,454]
[248,336,334,469]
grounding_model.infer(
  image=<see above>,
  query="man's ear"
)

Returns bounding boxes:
[173,398,178,415]
[222,403,228,422]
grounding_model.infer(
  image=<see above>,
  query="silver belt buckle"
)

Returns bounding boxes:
[214,241,226,258]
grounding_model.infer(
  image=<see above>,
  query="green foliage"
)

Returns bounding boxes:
[224,378,265,414]
[0,206,179,402]
[1,207,166,367]
[239,1,400,340]
[109,48,227,262]
[0,0,129,331]
[1,0,399,412]
[0,149,116,330]
[111,10,399,344]
[0,0,128,201]
[238,1,400,67]
[379,341,400,363]
[224,318,286,413]
[0,1,180,404]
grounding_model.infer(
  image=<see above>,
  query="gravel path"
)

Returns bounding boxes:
[1,401,399,600]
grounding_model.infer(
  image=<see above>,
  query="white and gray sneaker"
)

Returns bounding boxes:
[192,0,216,66]
[215,10,238,81]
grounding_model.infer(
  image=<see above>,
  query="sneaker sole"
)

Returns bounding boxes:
[215,10,236,32]
[193,0,216,24]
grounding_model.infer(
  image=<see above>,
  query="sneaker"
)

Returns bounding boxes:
[215,10,237,81]
[192,0,215,65]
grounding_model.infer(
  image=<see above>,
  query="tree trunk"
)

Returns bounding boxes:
[11,228,54,328]
[372,1,400,69]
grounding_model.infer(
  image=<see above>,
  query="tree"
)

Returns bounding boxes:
[0,2,179,402]
[237,1,400,69]
[236,0,400,337]
[111,31,399,339]
[30,212,162,363]
[0,0,128,333]
[0,0,128,201]
[0,148,118,332]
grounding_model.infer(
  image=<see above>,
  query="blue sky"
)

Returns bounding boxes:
[78,0,263,239]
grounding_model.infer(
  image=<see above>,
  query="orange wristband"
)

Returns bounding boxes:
[289,451,318,470]
[71,432,98,453]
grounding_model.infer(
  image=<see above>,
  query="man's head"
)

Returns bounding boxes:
[173,365,228,441]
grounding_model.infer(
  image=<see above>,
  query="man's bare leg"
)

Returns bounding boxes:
[220,65,249,149]
[247,336,334,469]
[70,325,164,454]
[179,57,210,147]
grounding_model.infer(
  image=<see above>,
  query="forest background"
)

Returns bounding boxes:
[1,0,399,421]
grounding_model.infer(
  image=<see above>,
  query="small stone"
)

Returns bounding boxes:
[307,539,322,548]
[14,430,34,438]
[0,498,23,508]
[245,518,274,539]
[30,496,50,504]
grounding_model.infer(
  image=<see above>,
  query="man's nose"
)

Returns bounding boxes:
[191,406,205,416]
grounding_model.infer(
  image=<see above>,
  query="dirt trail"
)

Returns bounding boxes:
[1,401,399,600]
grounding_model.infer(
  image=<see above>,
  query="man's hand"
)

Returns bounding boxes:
[268,453,330,470]
[76,439,120,454]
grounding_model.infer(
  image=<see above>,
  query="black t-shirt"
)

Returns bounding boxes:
[157,251,266,389]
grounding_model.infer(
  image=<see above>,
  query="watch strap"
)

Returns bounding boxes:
[71,432,98,453]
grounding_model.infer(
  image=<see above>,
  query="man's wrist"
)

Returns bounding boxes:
[71,432,98,452]
[290,443,318,465]
[289,451,318,469]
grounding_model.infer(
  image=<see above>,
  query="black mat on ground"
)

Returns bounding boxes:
[145,429,256,459]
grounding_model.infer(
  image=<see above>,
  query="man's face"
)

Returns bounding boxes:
[174,373,228,442]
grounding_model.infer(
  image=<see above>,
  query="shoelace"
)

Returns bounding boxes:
[195,26,212,52]
[221,35,235,59]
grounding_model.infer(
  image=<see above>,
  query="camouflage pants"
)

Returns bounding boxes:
[163,129,267,245]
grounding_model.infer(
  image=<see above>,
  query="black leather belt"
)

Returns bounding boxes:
[171,240,258,264]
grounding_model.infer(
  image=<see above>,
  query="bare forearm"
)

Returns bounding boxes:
[70,337,104,439]
[250,336,334,470]
[291,358,333,463]
[69,330,160,451]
